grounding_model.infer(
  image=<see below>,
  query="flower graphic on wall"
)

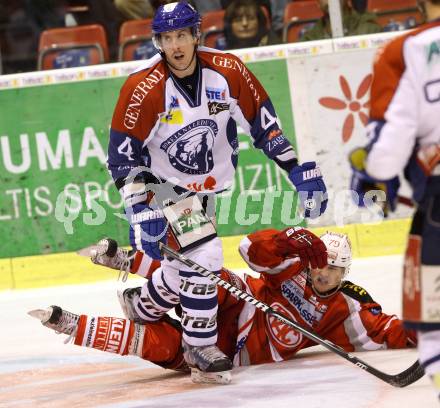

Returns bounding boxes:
[319,74,372,143]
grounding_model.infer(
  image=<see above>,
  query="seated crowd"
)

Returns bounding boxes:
[0,0,423,74]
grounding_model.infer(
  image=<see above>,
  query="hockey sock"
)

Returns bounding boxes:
[179,269,219,347]
[74,315,133,355]
[134,270,180,321]
[73,314,186,369]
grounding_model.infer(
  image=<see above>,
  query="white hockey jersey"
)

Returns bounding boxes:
[366,20,440,180]
[108,47,296,194]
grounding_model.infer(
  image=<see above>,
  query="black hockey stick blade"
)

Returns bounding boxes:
[159,242,425,387]
[272,307,424,387]
[383,359,424,388]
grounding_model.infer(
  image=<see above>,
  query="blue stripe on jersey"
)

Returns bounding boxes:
[179,269,220,278]
[161,272,179,296]
[366,120,385,150]
[147,279,176,309]
[136,301,161,320]
[179,270,203,278]
[422,353,440,368]
[180,293,218,310]
[250,99,293,160]
[182,327,217,339]
[226,118,238,169]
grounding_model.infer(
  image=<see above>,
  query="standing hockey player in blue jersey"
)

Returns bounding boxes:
[107,1,328,384]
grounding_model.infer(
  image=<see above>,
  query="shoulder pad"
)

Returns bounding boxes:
[341,281,375,303]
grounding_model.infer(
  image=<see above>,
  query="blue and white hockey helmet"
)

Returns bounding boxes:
[152,2,201,37]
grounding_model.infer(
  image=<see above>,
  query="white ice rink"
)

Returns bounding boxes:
[0,255,437,408]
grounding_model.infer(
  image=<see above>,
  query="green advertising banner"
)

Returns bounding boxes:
[0,59,299,258]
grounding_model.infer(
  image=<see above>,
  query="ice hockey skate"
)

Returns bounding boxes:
[117,286,149,324]
[28,306,79,342]
[182,340,232,385]
[78,238,135,282]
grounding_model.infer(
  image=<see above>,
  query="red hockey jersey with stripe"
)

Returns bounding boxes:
[232,229,416,366]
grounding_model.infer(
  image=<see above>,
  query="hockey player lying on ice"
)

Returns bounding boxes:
[29,228,416,384]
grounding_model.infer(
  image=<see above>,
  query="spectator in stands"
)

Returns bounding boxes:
[72,0,124,61]
[114,0,154,20]
[221,0,272,20]
[216,0,279,50]
[1,0,68,73]
[270,0,290,36]
[300,0,381,42]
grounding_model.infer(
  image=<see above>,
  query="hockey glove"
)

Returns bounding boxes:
[289,162,328,218]
[274,227,327,269]
[349,147,400,215]
[126,203,167,260]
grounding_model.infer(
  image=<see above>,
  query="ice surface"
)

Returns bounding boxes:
[0,255,437,407]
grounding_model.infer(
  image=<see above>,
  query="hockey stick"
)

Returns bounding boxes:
[159,242,424,388]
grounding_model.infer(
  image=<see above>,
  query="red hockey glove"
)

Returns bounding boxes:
[274,227,327,269]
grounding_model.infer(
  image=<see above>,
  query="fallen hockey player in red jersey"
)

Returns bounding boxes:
[29,228,416,384]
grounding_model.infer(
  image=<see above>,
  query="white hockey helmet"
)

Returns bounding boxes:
[320,232,352,277]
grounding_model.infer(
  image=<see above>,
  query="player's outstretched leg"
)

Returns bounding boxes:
[28,305,187,370]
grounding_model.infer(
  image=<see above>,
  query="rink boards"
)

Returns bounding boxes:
[0,218,411,290]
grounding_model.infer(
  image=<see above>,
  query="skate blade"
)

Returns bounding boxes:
[28,308,51,323]
[190,368,232,385]
[76,244,100,257]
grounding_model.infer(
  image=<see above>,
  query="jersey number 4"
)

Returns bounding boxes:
[118,137,134,161]
[261,106,281,130]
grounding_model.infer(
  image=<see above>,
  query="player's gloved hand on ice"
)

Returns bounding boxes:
[289,162,327,218]
[126,203,168,260]
[349,147,400,216]
[274,227,327,269]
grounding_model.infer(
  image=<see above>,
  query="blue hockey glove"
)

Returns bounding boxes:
[349,147,400,215]
[289,162,328,218]
[126,203,168,260]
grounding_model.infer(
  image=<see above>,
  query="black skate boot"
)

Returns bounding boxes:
[117,286,150,324]
[182,340,233,384]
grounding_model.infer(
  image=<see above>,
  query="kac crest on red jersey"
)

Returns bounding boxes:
[160,119,218,175]
[266,302,302,349]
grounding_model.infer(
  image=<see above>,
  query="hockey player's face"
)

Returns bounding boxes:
[160,28,198,71]
[310,265,344,294]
